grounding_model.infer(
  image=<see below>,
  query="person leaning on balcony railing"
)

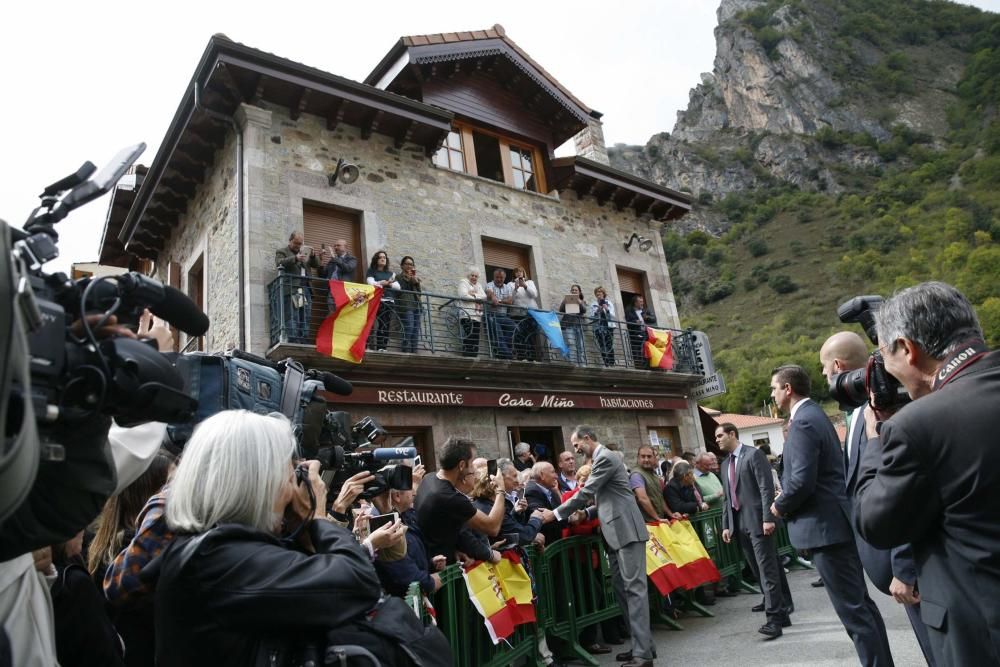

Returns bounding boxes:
[484,269,516,360]
[457,266,487,357]
[508,266,540,361]
[365,251,399,352]
[625,295,656,370]
[588,286,617,367]
[396,256,422,354]
[275,231,320,343]
[558,284,588,365]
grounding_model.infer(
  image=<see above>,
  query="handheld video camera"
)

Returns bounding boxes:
[829,296,910,411]
[1,144,207,523]
[302,410,414,500]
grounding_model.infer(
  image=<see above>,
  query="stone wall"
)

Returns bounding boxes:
[240,101,681,355]
[154,132,240,352]
[344,399,704,466]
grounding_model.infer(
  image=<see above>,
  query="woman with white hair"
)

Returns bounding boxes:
[458,265,486,357]
[153,410,388,666]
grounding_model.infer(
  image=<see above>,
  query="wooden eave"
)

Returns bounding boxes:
[550,156,693,222]
[98,165,146,267]
[115,34,455,260]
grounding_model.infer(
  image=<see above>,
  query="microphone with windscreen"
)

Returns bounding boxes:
[306,369,353,396]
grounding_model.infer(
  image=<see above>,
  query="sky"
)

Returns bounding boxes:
[2,0,998,273]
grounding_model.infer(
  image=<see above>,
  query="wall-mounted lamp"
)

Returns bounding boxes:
[624,232,653,253]
[328,158,360,186]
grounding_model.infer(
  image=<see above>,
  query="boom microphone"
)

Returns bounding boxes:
[370,447,418,461]
[114,273,209,336]
[306,369,353,396]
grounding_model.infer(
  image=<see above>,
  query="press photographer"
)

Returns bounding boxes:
[854,281,1000,666]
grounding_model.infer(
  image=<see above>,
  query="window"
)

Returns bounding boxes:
[432,130,465,171]
[187,253,205,352]
[472,132,504,183]
[302,202,361,282]
[616,267,649,313]
[482,238,531,283]
[433,121,546,193]
[509,145,537,192]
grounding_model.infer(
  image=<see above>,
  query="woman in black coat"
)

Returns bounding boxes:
[624,295,656,369]
[664,462,709,516]
[153,410,406,667]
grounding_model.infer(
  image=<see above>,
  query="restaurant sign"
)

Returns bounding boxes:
[324,387,688,411]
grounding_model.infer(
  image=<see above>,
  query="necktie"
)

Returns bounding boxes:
[729,455,740,511]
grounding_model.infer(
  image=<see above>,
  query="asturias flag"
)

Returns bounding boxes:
[316,280,383,363]
[528,309,569,359]
[645,520,720,596]
[644,326,674,370]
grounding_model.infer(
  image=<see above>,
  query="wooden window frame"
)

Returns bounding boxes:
[435,121,547,194]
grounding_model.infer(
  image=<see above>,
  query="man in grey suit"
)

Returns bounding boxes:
[716,422,792,639]
[821,332,935,665]
[768,365,894,667]
[548,425,653,667]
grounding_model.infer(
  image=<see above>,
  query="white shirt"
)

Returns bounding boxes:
[789,397,811,422]
[846,404,865,463]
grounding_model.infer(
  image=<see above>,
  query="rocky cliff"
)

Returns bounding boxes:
[611,0,972,233]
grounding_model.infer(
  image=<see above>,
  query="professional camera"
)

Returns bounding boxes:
[1,144,208,524]
[303,411,415,500]
[828,295,910,411]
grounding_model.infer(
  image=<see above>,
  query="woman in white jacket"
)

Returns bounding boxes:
[458,266,486,357]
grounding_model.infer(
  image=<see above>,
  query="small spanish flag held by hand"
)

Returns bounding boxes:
[316,280,383,363]
[644,326,674,370]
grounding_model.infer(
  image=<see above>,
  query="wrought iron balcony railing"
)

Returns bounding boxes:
[267,273,698,373]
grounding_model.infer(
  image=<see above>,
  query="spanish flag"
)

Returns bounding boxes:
[315,280,383,363]
[645,520,720,596]
[495,551,536,626]
[462,560,517,644]
[644,326,674,370]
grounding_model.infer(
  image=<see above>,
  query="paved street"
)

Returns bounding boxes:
[593,567,924,666]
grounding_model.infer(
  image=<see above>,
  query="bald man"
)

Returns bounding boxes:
[821,331,935,665]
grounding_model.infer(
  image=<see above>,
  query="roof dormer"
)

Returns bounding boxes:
[364,24,599,151]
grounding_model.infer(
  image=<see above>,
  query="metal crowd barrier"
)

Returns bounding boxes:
[266,273,699,373]
[687,509,760,593]
[532,536,622,667]
[430,562,537,667]
[774,521,814,570]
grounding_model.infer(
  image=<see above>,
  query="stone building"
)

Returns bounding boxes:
[99,26,713,466]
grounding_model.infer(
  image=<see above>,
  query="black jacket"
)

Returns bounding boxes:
[524,481,565,545]
[375,509,434,596]
[856,350,1000,666]
[153,520,380,667]
[472,496,543,545]
[664,478,699,515]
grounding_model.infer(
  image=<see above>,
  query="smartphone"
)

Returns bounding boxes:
[502,532,520,549]
[368,512,399,533]
[413,454,422,468]
[487,459,498,476]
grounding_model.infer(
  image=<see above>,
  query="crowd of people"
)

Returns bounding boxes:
[275,232,660,366]
[3,279,995,667]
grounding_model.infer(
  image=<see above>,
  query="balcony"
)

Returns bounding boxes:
[266,274,701,390]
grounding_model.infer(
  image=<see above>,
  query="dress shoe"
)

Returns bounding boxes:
[716,588,738,597]
[620,659,653,667]
[781,616,792,628]
[758,622,783,640]
[811,577,825,588]
[751,602,765,612]
[584,643,611,655]
[616,649,657,662]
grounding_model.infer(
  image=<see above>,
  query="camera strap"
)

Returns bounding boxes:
[932,338,989,391]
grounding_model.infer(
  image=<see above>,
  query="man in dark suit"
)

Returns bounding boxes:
[821,331,935,665]
[524,461,566,547]
[769,365,894,666]
[717,422,792,639]
[855,281,1000,666]
[544,425,653,667]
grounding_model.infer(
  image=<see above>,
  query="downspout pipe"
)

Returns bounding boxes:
[193,82,246,350]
